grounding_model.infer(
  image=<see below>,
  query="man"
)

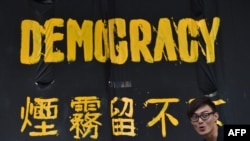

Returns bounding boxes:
[187,96,223,141]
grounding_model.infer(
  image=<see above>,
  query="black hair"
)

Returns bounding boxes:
[187,96,217,118]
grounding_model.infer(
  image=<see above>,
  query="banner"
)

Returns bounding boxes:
[0,0,250,140]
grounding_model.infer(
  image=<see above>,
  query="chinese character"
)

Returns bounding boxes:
[20,96,59,136]
[69,96,102,139]
[111,97,136,136]
[144,98,179,137]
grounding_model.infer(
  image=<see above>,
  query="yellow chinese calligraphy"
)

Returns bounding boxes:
[111,97,136,136]
[70,96,102,139]
[144,98,179,137]
[20,96,59,136]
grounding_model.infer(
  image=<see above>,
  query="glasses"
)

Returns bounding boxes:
[190,111,215,122]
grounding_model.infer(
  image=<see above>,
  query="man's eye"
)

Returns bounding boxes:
[201,114,209,118]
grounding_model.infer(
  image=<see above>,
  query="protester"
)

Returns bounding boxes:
[187,96,223,141]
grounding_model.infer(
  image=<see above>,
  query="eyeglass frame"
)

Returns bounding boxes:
[190,111,215,122]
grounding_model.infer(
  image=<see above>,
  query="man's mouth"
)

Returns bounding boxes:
[198,126,205,132]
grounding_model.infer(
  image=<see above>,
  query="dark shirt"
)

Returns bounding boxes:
[203,126,224,141]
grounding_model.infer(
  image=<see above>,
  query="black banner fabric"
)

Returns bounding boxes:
[1,0,250,141]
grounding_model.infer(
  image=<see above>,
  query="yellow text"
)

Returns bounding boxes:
[20,17,220,64]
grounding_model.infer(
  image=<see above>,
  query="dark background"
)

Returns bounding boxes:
[0,0,250,140]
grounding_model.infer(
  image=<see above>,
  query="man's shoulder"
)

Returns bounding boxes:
[217,125,224,141]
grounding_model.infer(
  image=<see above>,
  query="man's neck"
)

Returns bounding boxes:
[204,125,218,141]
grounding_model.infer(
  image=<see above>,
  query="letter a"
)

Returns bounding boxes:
[228,129,235,136]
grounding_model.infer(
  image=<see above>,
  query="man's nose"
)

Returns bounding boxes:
[198,117,204,123]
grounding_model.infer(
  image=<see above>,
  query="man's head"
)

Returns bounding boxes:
[187,96,219,136]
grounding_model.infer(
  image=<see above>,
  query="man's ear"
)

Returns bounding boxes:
[214,112,219,120]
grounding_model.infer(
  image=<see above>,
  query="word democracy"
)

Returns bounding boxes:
[20,17,220,65]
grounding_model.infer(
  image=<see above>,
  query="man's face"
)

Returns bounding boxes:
[190,105,218,136]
